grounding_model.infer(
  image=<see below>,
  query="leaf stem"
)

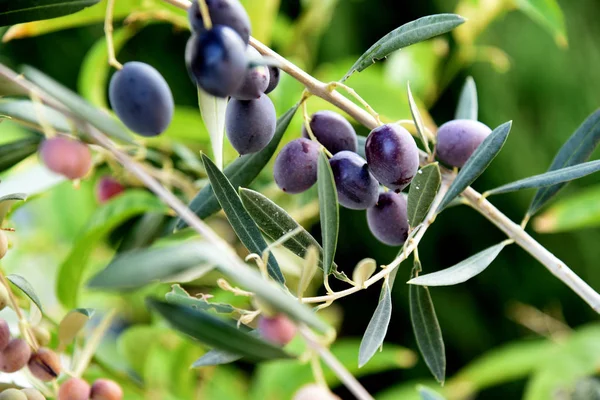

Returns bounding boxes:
[197,0,213,29]
[104,0,123,70]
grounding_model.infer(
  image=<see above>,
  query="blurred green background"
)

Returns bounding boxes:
[1,0,600,399]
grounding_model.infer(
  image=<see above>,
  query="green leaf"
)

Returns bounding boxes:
[177,105,298,229]
[409,268,445,383]
[407,82,430,153]
[297,246,319,298]
[0,65,28,96]
[57,190,168,307]
[515,0,567,47]
[0,0,101,27]
[166,284,235,314]
[22,66,135,144]
[0,100,71,132]
[148,299,292,362]
[317,151,339,276]
[485,159,600,197]
[116,212,166,252]
[359,282,392,368]
[418,386,446,400]
[0,136,46,174]
[342,14,466,81]
[533,185,600,233]
[455,76,477,120]
[437,121,512,212]
[408,242,507,287]
[88,241,216,291]
[407,163,441,228]
[202,154,284,284]
[192,349,243,368]
[528,110,600,216]
[57,308,93,350]
[239,188,331,271]
[0,193,27,224]
[198,88,227,170]
[7,274,43,312]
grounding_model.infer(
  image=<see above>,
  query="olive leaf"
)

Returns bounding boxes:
[358,282,392,368]
[418,385,447,400]
[407,163,441,228]
[0,0,101,27]
[317,151,339,276]
[0,193,27,225]
[198,88,227,170]
[352,259,377,288]
[58,308,94,351]
[7,274,43,312]
[407,82,430,153]
[455,76,478,121]
[166,284,235,314]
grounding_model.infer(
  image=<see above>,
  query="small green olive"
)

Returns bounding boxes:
[0,283,9,312]
[0,388,27,400]
[0,230,8,260]
[20,389,45,400]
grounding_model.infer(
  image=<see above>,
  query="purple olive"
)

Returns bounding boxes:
[329,151,378,210]
[273,138,320,194]
[436,119,492,167]
[367,192,409,246]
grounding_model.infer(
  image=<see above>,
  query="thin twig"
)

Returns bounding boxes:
[104,0,123,70]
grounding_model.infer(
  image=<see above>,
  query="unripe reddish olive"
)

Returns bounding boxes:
[90,379,123,400]
[0,283,9,312]
[58,378,90,400]
[0,338,31,372]
[292,384,340,400]
[0,230,8,260]
[39,137,92,180]
[258,314,296,346]
[96,177,125,204]
[20,389,45,400]
[0,319,10,350]
[0,389,27,400]
[28,348,61,381]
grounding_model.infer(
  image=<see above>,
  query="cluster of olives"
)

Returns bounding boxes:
[0,388,45,400]
[274,111,492,246]
[56,378,122,400]
[185,0,281,155]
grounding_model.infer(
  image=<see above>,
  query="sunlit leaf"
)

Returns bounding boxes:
[177,105,298,229]
[57,190,168,307]
[486,159,600,197]
[343,14,465,81]
[359,282,392,368]
[455,76,477,120]
[166,284,235,314]
[148,300,292,362]
[88,241,215,291]
[202,154,284,284]
[418,385,446,400]
[0,0,101,27]
[198,88,227,170]
[515,0,567,47]
[408,242,507,286]
[533,185,600,233]
[407,82,430,152]
[297,246,319,298]
[409,266,445,383]
[57,308,94,351]
[437,121,512,212]
[0,193,27,224]
[317,151,338,276]
[528,110,600,216]
[7,274,43,312]
[0,100,71,132]
[192,348,243,368]
[22,66,135,144]
[407,163,441,228]
[352,258,377,288]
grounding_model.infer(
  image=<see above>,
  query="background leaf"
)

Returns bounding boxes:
[455,76,478,120]
[57,308,93,351]
[528,109,600,216]
[437,121,512,212]
[202,154,284,284]
[7,274,43,312]
[533,185,600,233]
[0,193,27,224]
[485,159,600,196]
[358,282,392,367]
[409,269,445,383]
[407,163,441,227]
[57,190,168,307]
[177,105,298,229]
[165,284,235,314]
[515,0,567,47]
[343,14,465,81]
[418,385,446,400]
[0,0,101,27]
[148,300,291,362]
[317,151,339,276]
[408,242,507,287]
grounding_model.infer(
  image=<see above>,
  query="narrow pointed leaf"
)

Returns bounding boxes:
[297,246,319,298]
[166,284,235,314]
[418,386,447,400]
[58,308,93,351]
[533,185,600,233]
[0,0,101,27]
[239,188,332,271]
[198,88,227,170]
[0,193,27,224]
[22,66,134,144]
[88,241,216,291]
[515,0,567,47]
[455,76,478,120]
[529,110,600,216]
[0,136,42,173]
[352,258,377,288]
[0,100,71,132]
[408,242,507,286]
[486,159,600,196]
[7,274,43,312]
[358,283,392,368]
[317,151,339,276]
[343,14,466,81]
[437,121,512,212]
[0,65,28,96]
[193,349,242,368]
[202,154,284,284]
[148,300,291,362]
[176,105,298,229]
[409,269,445,383]
[407,82,430,152]
[407,163,441,227]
